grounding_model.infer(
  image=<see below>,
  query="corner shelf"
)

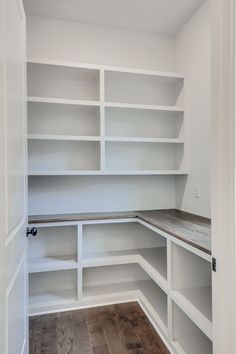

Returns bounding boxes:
[82,247,167,291]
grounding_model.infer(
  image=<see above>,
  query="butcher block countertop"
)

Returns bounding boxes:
[29,209,211,255]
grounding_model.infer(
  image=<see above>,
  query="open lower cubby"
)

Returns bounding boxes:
[172,244,212,320]
[105,70,183,106]
[29,225,78,273]
[29,269,78,309]
[28,102,100,137]
[27,62,100,102]
[172,302,212,354]
[172,243,212,338]
[105,141,184,171]
[105,106,184,139]
[28,140,100,172]
[82,263,167,329]
[82,221,167,284]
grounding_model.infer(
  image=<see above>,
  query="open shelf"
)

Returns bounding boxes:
[27,62,100,102]
[172,243,212,339]
[105,141,185,171]
[29,225,78,273]
[83,248,167,285]
[82,222,167,285]
[28,140,100,172]
[29,269,78,309]
[28,134,101,142]
[105,70,183,106]
[105,102,184,112]
[82,263,167,330]
[172,302,212,354]
[105,137,184,143]
[28,170,188,176]
[28,96,100,106]
[28,101,100,137]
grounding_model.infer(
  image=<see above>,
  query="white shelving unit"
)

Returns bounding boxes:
[28,217,212,354]
[27,58,187,176]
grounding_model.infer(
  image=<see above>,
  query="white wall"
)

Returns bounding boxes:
[26,6,211,217]
[26,16,175,71]
[174,0,211,218]
[26,15,177,215]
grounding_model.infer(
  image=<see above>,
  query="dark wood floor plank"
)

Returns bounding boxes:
[99,305,127,354]
[71,309,92,354]
[29,302,170,354]
[56,312,74,354]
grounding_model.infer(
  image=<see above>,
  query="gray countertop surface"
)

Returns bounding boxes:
[29,209,211,255]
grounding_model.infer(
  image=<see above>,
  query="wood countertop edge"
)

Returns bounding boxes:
[28,209,211,255]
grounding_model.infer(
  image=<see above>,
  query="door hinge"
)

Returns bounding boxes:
[212,257,216,272]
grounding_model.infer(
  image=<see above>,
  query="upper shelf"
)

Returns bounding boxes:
[27,58,184,109]
[27,58,184,80]
[104,102,184,112]
[27,96,100,107]
[28,170,188,176]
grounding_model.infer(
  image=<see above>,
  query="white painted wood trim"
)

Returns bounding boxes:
[212,0,236,353]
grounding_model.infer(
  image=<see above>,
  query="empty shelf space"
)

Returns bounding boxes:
[173,286,212,322]
[28,225,78,273]
[105,102,184,112]
[29,289,77,310]
[105,137,184,143]
[105,70,183,106]
[83,247,167,286]
[172,302,212,354]
[28,140,100,172]
[29,255,78,273]
[172,243,212,338]
[104,67,184,79]
[28,96,100,106]
[28,169,188,176]
[105,141,185,171]
[27,62,100,101]
[82,222,167,281]
[82,264,148,298]
[83,264,167,330]
[28,102,100,137]
[138,279,168,328]
[29,269,78,309]
[28,134,101,142]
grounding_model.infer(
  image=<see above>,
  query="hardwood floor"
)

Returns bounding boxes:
[29,302,170,354]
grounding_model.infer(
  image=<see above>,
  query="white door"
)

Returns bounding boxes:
[0,0,28,354]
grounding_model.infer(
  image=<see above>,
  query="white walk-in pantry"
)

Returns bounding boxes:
[1,0,235,354]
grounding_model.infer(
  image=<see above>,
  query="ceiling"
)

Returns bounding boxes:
[23,0,205,36]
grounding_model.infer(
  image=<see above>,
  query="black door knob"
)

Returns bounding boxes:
[26,227,37,237]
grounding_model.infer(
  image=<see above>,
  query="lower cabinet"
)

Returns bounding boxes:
[28,218,212,353]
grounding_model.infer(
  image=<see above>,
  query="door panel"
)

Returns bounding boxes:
[7,255,27,354]
[0,0,28,353]
[5,0,26,235]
